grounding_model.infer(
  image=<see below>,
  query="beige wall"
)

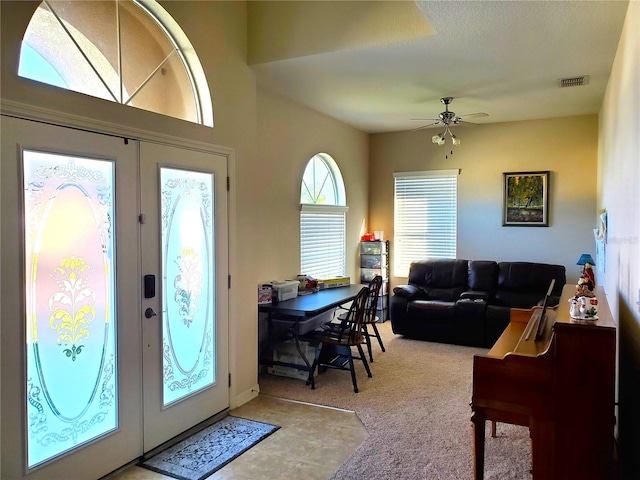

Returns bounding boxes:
[253,90,369,359]
[255,89,369,283]
[598,2,640,477]
[370,115,598,287]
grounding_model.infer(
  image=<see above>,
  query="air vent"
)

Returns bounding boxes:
[558,75,590,88]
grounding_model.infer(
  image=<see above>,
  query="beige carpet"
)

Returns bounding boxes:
[258,321,532,480]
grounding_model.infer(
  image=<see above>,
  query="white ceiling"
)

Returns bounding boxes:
[249,0,629,133]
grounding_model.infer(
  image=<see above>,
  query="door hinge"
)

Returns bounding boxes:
[138,214,146,224]
[226,176,230,192]
[228,275,231,289]
[228,373,232,387]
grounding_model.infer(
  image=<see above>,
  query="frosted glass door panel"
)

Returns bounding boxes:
[23,151,117,468]
[140,142,227,452]
[160,168,215,406]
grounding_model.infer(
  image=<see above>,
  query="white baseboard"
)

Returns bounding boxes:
[231,383,260,409]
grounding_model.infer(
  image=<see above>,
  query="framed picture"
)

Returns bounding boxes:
[502,171,549,226]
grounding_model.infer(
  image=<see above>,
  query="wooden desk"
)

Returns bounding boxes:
[259,284,365,388]
[471,285,616,479]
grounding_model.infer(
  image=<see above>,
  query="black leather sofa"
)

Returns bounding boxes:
[389,259,566,347]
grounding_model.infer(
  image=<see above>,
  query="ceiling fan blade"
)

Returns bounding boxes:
[455,119,482,126]
[411,118,440,122]
[411,121,442,132]
[458,112,489,118]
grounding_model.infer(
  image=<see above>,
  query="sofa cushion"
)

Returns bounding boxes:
[408,259,469,301]
[468,260,499,295]
[494,262,566,308]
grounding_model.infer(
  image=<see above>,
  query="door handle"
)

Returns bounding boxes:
[144,307,158,319]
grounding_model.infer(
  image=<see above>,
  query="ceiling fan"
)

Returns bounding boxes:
[412,97,489,147]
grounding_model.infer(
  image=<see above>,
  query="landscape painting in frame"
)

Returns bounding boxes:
[503,171,549,226]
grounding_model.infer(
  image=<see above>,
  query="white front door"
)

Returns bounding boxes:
[139,142,229,451]
[1,117,230,478]
[1,116,142,479]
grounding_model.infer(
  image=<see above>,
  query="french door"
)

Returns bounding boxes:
[0,116,229,479]
[140,142,229,451]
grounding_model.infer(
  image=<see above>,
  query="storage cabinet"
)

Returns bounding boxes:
[360,240,389,321]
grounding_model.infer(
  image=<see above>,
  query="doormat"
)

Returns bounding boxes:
[139,416,280,480]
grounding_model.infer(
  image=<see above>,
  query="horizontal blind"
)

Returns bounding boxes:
[300,205,347,279]
[393,170,458,277]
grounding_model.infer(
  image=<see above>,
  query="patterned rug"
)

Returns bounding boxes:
[139,416,280,480]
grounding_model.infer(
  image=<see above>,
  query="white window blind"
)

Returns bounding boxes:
[393,170,459,277]
[300,205,347,279]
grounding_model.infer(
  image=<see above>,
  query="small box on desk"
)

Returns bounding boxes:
[318,276,350,289]
[271,281,299,301]
[258,284,272,304]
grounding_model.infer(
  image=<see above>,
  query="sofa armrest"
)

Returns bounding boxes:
[393,284,422,299]
[459,290,489,301]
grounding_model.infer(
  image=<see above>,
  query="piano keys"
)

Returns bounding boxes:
[471,284,616,480]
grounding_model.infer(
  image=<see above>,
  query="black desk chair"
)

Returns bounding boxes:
[309,286,372,393]
[361,275,385,362]
[332,276,385,362]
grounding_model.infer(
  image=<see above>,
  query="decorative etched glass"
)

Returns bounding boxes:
[23,151,117,468]
[160,168,216,406]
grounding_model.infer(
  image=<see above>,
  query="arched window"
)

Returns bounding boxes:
[18,0,213,127]
[300,153,348,279]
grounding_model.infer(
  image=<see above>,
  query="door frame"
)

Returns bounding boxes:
[0,101,235,477]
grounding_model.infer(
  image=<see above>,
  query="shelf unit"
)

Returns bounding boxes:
[360,240,389,322]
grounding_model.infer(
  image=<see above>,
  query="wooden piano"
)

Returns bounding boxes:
[471,285,616,479]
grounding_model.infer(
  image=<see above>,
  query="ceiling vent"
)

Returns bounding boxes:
[559,75,590,88]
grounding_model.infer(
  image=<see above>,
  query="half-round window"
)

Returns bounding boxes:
[300,153,346,206]
[18,0,213,127]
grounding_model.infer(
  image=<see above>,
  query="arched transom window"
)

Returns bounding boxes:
[300,153,348,279]
[19,0,213,126]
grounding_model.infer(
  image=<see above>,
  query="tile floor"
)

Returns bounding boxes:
[108,394,368,480]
